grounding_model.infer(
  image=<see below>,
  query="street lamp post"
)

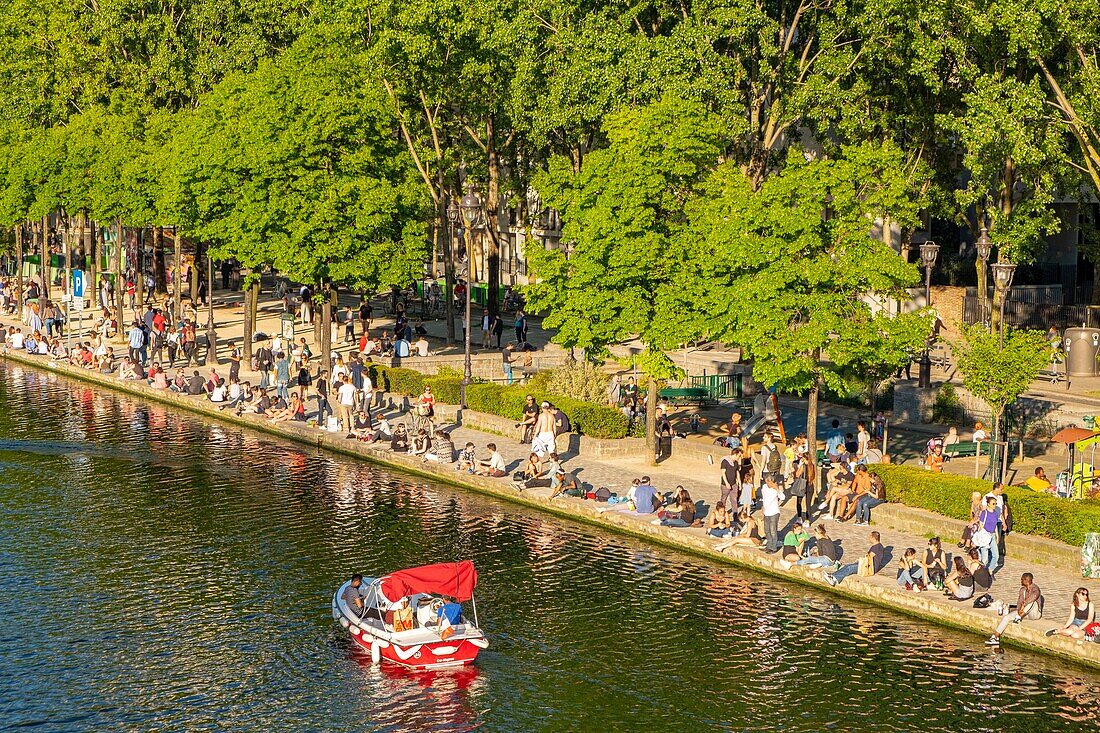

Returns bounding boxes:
[917,241,940,388]
[61,217,72,352]
[975,227,992,326]
[991,261,1016,349]
[988,260,1017,481]
[458,184,485,409]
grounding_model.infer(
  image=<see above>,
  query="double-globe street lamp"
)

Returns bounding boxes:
[988,258,1017,482]
[975,227,993,326]
[917,241,940,388]
[456,184,486,408]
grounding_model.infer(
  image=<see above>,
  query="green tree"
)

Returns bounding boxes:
[175,26,430,367]
[673,142,928,452]
[952,323,1050,479]
[525,96,726,449]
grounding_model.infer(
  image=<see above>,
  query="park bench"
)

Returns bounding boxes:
[659,386,713,406]
[943,440,1019,458]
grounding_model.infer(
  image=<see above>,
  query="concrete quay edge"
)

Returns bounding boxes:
[3,348,1099,673]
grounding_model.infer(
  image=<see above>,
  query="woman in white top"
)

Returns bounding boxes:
[972,422,987,442]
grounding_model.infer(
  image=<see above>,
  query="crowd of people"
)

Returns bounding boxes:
[2,276,1094,652]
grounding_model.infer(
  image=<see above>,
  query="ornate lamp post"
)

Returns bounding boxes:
[458,184,485,408]
[991,261,1016,348]
[988,260,1017,481]
[917,241,940,388]
[975,227,992,326]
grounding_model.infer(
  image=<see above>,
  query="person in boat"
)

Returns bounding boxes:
[342,573,366,618]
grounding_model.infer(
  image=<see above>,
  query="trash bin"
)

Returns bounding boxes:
[1065,327,1100,377]
[1082,533,1100,578]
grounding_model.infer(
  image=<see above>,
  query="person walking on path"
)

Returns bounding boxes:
[987,573,1043,645]
[313,369,331,427]
[514,310,528,345]
[274,352,291,402]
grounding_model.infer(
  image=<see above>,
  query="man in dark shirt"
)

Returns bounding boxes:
[186,370,205,396]
[519,395,539,444]
[825,530,883,586]
[342,574,367,618]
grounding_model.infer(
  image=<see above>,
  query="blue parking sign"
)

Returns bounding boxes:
[72,269,85,299]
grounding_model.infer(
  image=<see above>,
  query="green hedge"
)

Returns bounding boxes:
[874,464,1100,547]
[366,364,629,439]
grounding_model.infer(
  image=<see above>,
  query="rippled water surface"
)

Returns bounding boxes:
[1,363,1099,732]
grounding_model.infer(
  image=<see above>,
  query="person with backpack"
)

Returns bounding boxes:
[760,432,784,487]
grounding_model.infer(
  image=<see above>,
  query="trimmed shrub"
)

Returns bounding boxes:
[367,363,629,438]
[874,464,1100,547]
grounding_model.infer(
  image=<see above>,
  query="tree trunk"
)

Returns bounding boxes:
[242,277,256,364]
[40,215,49,299]
[976,256,989,326]
[15,223,23,311]
[806,380,820,483]
[115,221,125,334]
[173,229,181,320]
[190,241,202,305]
[152,226,167,294]
[321,283,333,378]
[442,200,456,345]
[88,218,98,301]
[135,228,146,315]
[646,375,658,466]
[485,118,502,317]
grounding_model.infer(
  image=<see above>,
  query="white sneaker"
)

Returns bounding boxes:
[985,635,1000,646]
[817,502,827,509]
[823,572,839,587]
[779,560,792,570]
[821,513,832,521]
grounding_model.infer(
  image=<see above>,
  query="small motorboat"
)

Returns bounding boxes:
[332,560,489,669]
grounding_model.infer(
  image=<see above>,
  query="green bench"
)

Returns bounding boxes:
[943,441,1018,458]
[659,386,712,406]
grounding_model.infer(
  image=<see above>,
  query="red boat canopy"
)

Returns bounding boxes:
[380,561,478,602]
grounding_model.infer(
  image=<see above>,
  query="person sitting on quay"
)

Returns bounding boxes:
[920,537,948,589]
[1046,588,1095,640]
[456,441,477,472]
[824,530,884,586]
[389,423,410,453]
[184,370,204,396]
[410,428,433,457]
[628,476,660,514]
[655,487,697,527]
[511,452,547,490]
[706,501,732,538]
[849,470,886,526]
[986,572,1043,646]
[414,335,430,357]
[149,363,169,390]
[474,443,507,477]
[792,524,841,571]
[716,507,765,549]
[778,520,811,566]
[351,410,372,439]
[518,394,538,444]
[209,377,228,404]
[118,357,137,380]
[427,430,454,463]
[249,387,272,417]
[370,415,393,444]
[550,470,580,499]
[896,548,925,591]
[819,462,855,521]
[944,556,975,601]
[221,378,244,409]
[834,465,872,522]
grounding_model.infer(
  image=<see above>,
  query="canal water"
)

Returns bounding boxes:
[0,363,1098,733]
